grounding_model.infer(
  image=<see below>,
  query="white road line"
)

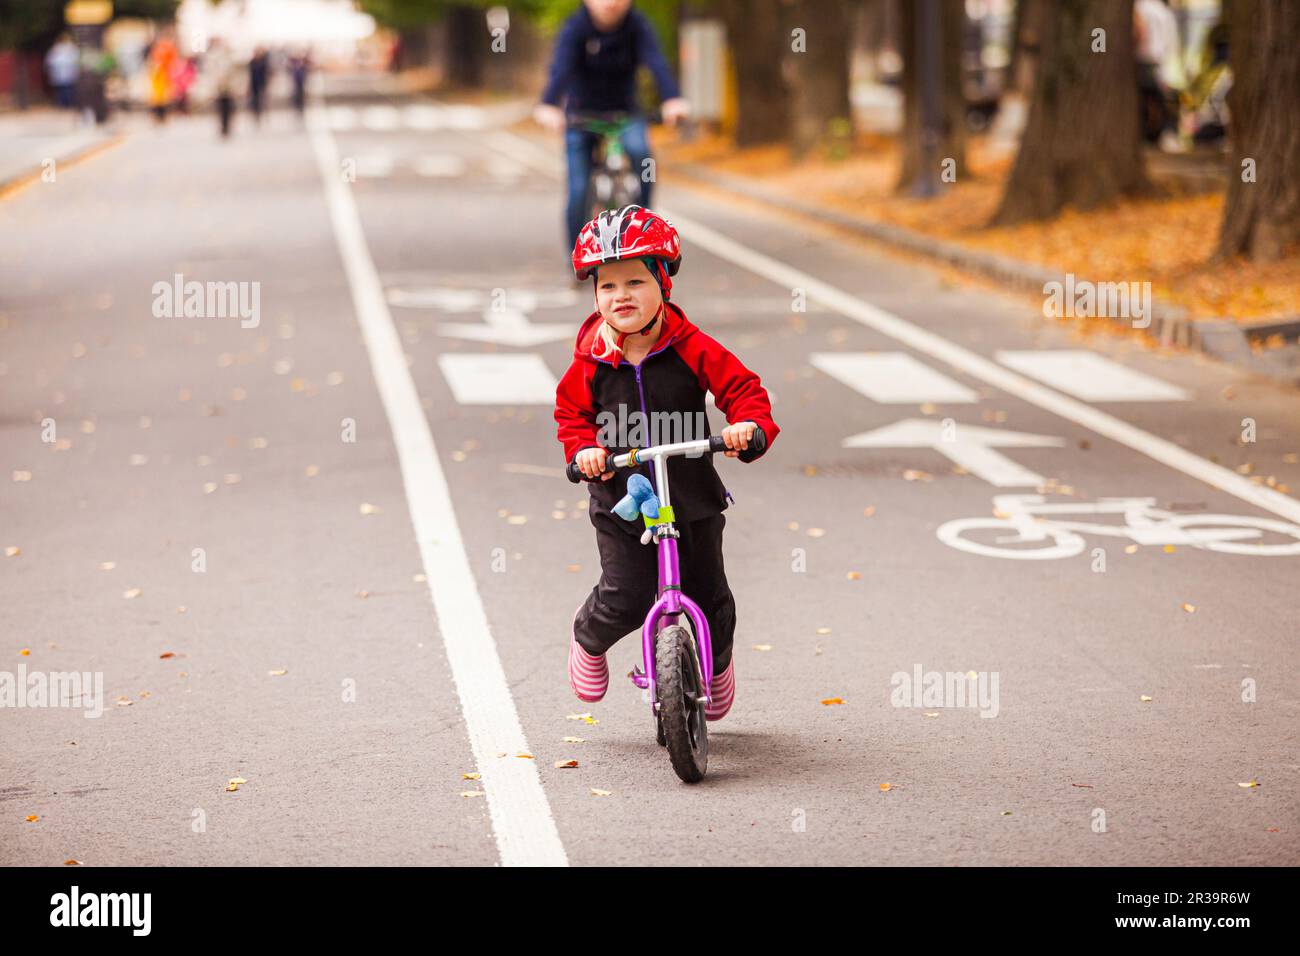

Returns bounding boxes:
[327,105,356,130]
[404,103,444,130]
[361,104,401,131]
[412,154,467,178]
[353,152,394,178]
[307,107,568,867]
[439,353,560,403]
[472,129,1300,525]
[995,350,1191,402]
[811,352,979,404]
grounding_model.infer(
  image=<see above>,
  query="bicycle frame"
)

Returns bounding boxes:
[611,440,715,715]
[569,111,639,215]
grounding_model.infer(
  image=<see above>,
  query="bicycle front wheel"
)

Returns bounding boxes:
[656,624,708,782]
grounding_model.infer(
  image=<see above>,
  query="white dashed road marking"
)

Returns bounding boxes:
[811,351,979,404]
[995,350,1192,402]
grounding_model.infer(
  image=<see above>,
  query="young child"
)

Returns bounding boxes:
[554,205,779,721]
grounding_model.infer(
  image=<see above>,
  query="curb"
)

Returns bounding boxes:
[671,160,1300,389]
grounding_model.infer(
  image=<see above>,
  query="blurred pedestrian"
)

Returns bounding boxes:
[1134,0,1183,148]
[207,38,239,138]
[147,36,178,123]
[248,47,270,125]
[289,50,311,117]
[44,34,80,109]
[172,54,197,114]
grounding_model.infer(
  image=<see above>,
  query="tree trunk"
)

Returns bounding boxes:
[897,0,967,193]
[1215,0,1300,262]
[992,0,1149,225]
[784,0,854,159]
[717,0,791,146]
[444,3,485,89]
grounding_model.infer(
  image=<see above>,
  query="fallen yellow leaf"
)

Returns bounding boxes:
[268,669,288,677]
[590,788,612,797]
[562,736,585,743]
[19,648,30,656]
[752,643,773,651]
[5,547,19,558]
[1238,779,1260,789]
[821,697,845,706]
[25,815,39,822]
[1140,695,1153,702]
[359,502,379,516]
[122,588,142,599]
[460,790,484,798]
[229,777,247,785]
[1181,603,1196,613]
[515,752,534,759]
[462,772,481,780]
[879,783,891,792]
[555,759,579,769]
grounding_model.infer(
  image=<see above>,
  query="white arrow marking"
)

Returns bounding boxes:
[440,308,573,347]
[843,418,1065,486]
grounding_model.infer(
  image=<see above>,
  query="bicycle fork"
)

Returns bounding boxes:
[630,531,714,716]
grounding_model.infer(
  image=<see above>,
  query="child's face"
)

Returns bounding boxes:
[584,0,632,31]
[595,258,663,333]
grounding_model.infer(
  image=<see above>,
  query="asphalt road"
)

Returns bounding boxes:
[2,85,1297,867]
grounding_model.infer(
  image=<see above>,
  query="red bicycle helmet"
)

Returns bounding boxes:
[572,204,682,282]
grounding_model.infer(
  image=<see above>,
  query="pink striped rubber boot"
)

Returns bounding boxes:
[704,658,735,721]
[568,607,608,703]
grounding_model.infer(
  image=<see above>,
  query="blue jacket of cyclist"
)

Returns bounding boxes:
[535,1,690,251]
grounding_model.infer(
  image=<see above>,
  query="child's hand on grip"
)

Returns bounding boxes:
[720,421,757,457]
[577,447,614,480]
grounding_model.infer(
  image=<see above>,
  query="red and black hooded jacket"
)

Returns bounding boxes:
[554,301,779,535]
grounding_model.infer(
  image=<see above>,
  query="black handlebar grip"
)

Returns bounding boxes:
[738,425,767,463]
[708,426,768,462]
[566,460,585,483]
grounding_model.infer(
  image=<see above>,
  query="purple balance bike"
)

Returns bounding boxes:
[567,426,767,782]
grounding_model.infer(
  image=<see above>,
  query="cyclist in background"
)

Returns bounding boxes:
[533,0,691,257]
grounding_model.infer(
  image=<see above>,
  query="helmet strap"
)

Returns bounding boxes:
[633,306,660,336]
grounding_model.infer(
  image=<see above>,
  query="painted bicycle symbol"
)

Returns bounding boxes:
[936,494,1300,560]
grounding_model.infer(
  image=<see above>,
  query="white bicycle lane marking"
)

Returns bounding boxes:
[483,127,1300,529]
[937,494,1300,560]
[308,106,568,867]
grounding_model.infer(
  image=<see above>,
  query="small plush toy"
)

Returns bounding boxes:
[612,473,660,522]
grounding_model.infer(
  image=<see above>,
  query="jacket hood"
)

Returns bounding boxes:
[572,301,699,367]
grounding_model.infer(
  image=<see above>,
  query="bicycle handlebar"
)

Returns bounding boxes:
[566,426,767,483]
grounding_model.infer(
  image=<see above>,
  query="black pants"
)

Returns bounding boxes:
[217,94,234,137]
[574,505,736,673]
